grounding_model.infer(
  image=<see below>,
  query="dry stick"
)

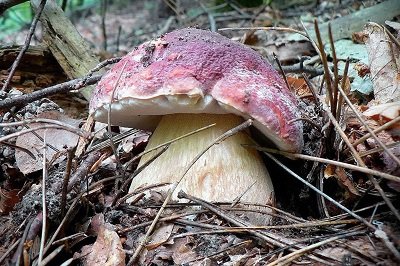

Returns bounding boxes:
[308,21,332,100]
[178,191,334,265]
[0,239,20,264]
[38,134,48,265]
[10,216,34,265]
[0,118,88,133]
[0,141,36,159]
[116,182,171,207]
[88,128,142,152]
[64,150,102,192]
[0,125,89,144]
[8,109,59,153]
[266,152,375,227]
[0,74,101,110]
[60,148,74,217]
[352,116,400,147]
[359,141,399,158]
[106,61,129,172]
[199,2,216,32]
[263,152,390,260]
[174,218,359,233]
[336,59,349,120]
[1,0,47,92]
[328,23,339,117]
[218,26,308,38]
[40,244,65,266]
[42,197,79,256]
[119,209,208,234]
[247,146,400,183]
[186,240,253,264]
[113,147,170,206]
[127,119,254,265]
[100,0,107,51]
[52,232,85,246]
[265,231,363,266]
[273,52,290,92]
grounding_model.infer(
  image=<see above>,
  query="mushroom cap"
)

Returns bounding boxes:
[90,28,303,152]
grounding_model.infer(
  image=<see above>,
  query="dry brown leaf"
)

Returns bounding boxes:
[81,214,125,266]
[324,165,360,196]
[364,23,400,103]
[170,237,200,265]
[287,76,312,98]
[363,101,400,126]
[15,111,80,175]
[146,224,174,250]
[0,188,20,215]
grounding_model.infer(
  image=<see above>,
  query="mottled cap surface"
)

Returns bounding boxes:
[90,28,303,152]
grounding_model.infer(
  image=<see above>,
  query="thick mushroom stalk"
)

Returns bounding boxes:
[135,113,273,205]
[90,28,303,224]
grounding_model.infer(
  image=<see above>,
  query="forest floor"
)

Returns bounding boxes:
[0,0,399,265]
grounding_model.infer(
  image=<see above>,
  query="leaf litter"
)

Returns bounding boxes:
[0,0,400,265]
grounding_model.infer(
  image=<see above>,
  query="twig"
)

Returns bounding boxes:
[60,147,74,217]
[38,133,48,264]
[218,26,308,38]
[174,218,358,232]
[42,197,80,256]
[10,215,34,265]
[60,150,102,193]
[119,209,207,234]
[328,23,339,117]
[39,244,65,266]
[359,142,399,158]
[273,52,290,92]
[336,59,349,120]
[127,119,254,265]
[199,2,216,32]
[0,74,101,110]
[265,231,363,266]
[0,141,36,159]
[106,61,128,173]
[100,0,107,51]
[352,116,400,147]
[0,239,20,264]
[0,125,89,144]
[1,0,47,92]
[247,146,400,183]
[113,146,169,206]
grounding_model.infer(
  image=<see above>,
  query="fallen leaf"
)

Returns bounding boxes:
[146,224,174,250]
[363,101,400,125]
[0,188,20,214]
[324,165,360,196]
[15,111,80,175]
[81,214,125,266]
[364,23,400,103]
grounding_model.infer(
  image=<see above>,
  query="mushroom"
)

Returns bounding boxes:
[90,28,303,223]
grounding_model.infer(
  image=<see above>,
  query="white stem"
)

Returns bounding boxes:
[129,114,274,215]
